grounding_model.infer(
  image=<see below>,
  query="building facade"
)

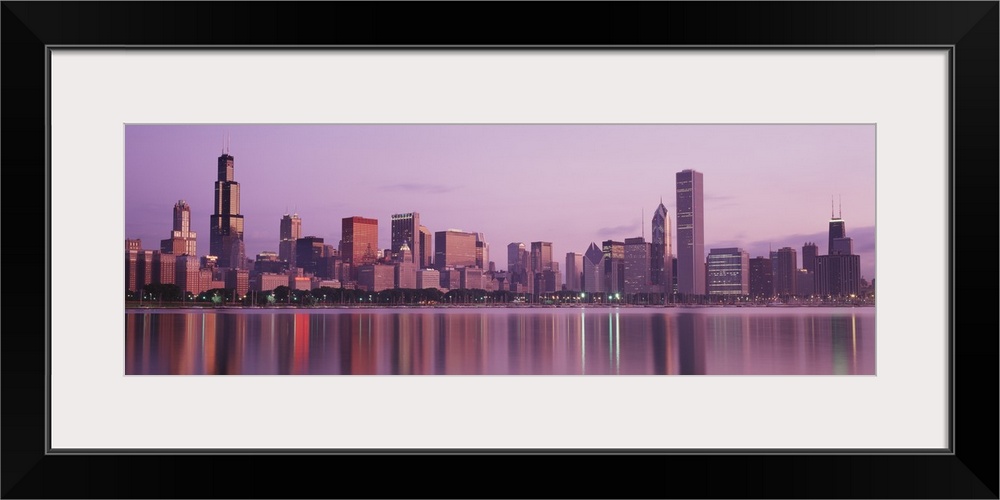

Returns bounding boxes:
[434,230,477,270]
[507,242,529,287]
[342,216,379,275]
[459,266,485,290]
[816,210,862,297]
[295,236,325,276]
[175,255,204,295]
[416,269,441,290]
[651,200,673,294]
[676,169,705,296]
[565,252,583,291]
[529,242,553,274]
[418,225,433,268]
[623,237,651,295]
[706,247,750,296]
[771,247,798,296]
[394,243,418,289]
[391,212,421,265]
[357,264,395,292]
[827,217,846,255]
[602,240,625,294]
[475,235,489,270]
[748,256,773,299]
[225,269,250,297]
[815,254,861,297]
[582,242,605,293]
[802,242,818,274]
[160,200,198,256]
[209,150,245,267]
[279,213,302,265]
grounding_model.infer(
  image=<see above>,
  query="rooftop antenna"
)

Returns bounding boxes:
[838,195,842,218]
[831,196,834,218]
[642,207,645,239]
[222,133,225,154]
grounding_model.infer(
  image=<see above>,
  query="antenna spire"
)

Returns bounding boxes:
[642,207,645,239]
[831,196,835,218]
[838,195,842,218]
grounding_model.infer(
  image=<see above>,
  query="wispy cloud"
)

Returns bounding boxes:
[383,183,459,194]
[705,193,736,202]
[597,224,639,237]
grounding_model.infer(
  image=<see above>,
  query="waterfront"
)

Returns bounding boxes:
[125,307,874,375]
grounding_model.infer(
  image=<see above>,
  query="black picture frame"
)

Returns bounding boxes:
[3,2,996,498]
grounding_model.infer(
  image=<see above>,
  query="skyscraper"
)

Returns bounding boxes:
[342,216,379,277]
[434,229,477,270]
[394,243,418,289]
[160,200,198,256]
[706,247,749,296]
[173,201,192,237]
[475,233,489,270]
[676,169,705,296]
[623,237,651,295]
[507,243,525,275]
[582,243,605,293]
[209,145,244,268]
[565,252,583,291]
[507,242,529,287]
[279,213,302,265]
[391,212,421,265]
[530,242,553,273]
[771,247,798,296]
[651,199,672,293]
[802,242,819,274]
[827,201,846,256]
[418,225,433,268]
[295,236,325,276]
[815,253,861,297]
[602,240,625,294]
[749,256,773,299]
[816,206,862,297]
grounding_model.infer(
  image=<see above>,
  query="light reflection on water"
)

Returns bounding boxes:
[125,307,875,375]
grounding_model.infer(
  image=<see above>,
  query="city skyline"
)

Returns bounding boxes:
[125,124,876,281]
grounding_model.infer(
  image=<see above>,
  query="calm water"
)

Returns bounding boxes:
[125,307,875,375]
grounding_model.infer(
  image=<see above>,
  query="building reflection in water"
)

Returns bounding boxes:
[125,308,875,375]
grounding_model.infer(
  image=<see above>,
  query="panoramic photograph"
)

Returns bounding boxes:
[124,124,876,375]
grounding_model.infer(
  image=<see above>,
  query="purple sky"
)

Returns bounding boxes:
[125,124,876,281]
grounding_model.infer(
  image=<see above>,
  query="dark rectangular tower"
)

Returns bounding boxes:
[391,213,421,265]
[802,242,819,274]
[209,148,244,268]
[675,169,705,296]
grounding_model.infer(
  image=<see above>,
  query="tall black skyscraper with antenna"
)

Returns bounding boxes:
[827,196,846,255]
[210,134,245,268]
